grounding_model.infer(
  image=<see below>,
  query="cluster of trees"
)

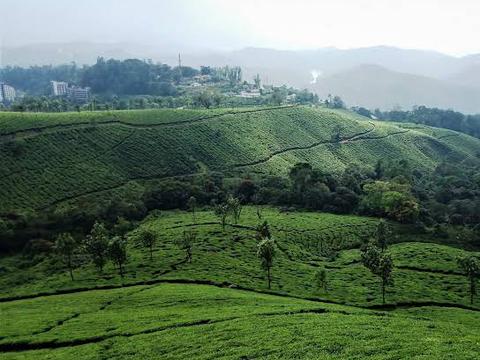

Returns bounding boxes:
[352,105,480,140]
[54,220,200,280]
[7,175,479,306]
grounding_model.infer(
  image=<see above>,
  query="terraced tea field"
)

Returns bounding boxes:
[1,207,479,359]
[1,106,479,212]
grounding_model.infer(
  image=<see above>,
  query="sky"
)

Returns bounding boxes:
[1,0,480,56]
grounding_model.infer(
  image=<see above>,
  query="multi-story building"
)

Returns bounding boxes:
[51,81,69,96]
[0,82,16,102]
[68,86,90,103]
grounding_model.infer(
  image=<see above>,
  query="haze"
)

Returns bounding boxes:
[1,0,480,56]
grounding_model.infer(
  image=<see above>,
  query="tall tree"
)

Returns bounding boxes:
[376,219,389,252]
[55,233,78,281]
[214,203,229,231]
[361,241,394,304]
[108,236,128,278]
[227,196,242,224]
[458,255,480,305]
[135,229,157,260]
[83,221,109,273]
[176,230,196,263]
[256,220,271,240]
[187,196,197,223]
[257,238,276,289]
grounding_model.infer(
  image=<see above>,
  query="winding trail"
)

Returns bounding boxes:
[233,122,376,168]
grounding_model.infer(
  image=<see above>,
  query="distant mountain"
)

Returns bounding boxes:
[0,42,162,67]
[448,64,480,89]
[3,43,480,112]
[310,64,480,113]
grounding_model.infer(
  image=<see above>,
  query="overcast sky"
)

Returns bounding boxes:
[1,0,480,56]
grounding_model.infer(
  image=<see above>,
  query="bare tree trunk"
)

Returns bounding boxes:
[267,267,271,289]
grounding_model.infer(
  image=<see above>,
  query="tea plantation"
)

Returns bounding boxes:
[0,207,479,359]
[1,106,479,212]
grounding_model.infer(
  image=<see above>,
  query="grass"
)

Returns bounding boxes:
[1,207,478,308]
[1,207,480,358]
[1,283,479,359]
[1,106,480,211]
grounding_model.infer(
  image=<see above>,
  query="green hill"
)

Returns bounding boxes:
[1,106,480,212]
[1,207,479,359]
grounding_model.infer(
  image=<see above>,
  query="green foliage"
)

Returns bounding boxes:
[214,203,229,231]
[312,267,328,292]
[257,238,276,289]
[1,106,479,214]
[361,181,419,223]
[175,230,196,263]
[108,236,127,278]
[457,255,480,304]
[54,233,78,281]
[361,241,394,304]
[83,222,109,272]
[187,196,197,223]
[134,229,157,260]
[226,196,242,224]
[376,219,389,251]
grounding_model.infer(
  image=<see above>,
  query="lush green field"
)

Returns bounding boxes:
[2,283,480,360]
[1,207,479,358]
[1,207,478,307]
[1,106,480,211]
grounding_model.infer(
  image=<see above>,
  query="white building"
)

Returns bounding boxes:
[68,86,90,103]
[0,82,16,102]
[51,81,69,96]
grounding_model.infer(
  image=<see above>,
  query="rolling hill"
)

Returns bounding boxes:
[1,105,480,212]
[1,207,479,359]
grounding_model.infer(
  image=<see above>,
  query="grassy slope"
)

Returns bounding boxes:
[1,207,478,307]
[1,207,480,359]
[1,106,480,211]
[1,284,479,359]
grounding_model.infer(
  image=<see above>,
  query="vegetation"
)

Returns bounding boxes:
[2,103,480,358]
[457,255,480,304]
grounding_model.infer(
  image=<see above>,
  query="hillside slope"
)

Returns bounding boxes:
[1,106,480,212]
[1,207,479,359]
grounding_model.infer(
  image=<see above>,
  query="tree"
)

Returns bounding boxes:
[176,230,196,263]
[312,268,328,293]
[108,236,127,278]
[361,241,394,304]
[270,87,287,105]
[193,90,214,109]
[214,203,229,231]
[55,233,77,281]
[458,255,480,305]
[360,181,419,223]
[135,229,156,260]
[376,219,389,252]
[256,220,271,240]
[84,221,109,272]
[187,196,197,223]
[257,238,276,289]
[227,196,242,224]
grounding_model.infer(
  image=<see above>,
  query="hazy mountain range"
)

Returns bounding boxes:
[2,43,480,113]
